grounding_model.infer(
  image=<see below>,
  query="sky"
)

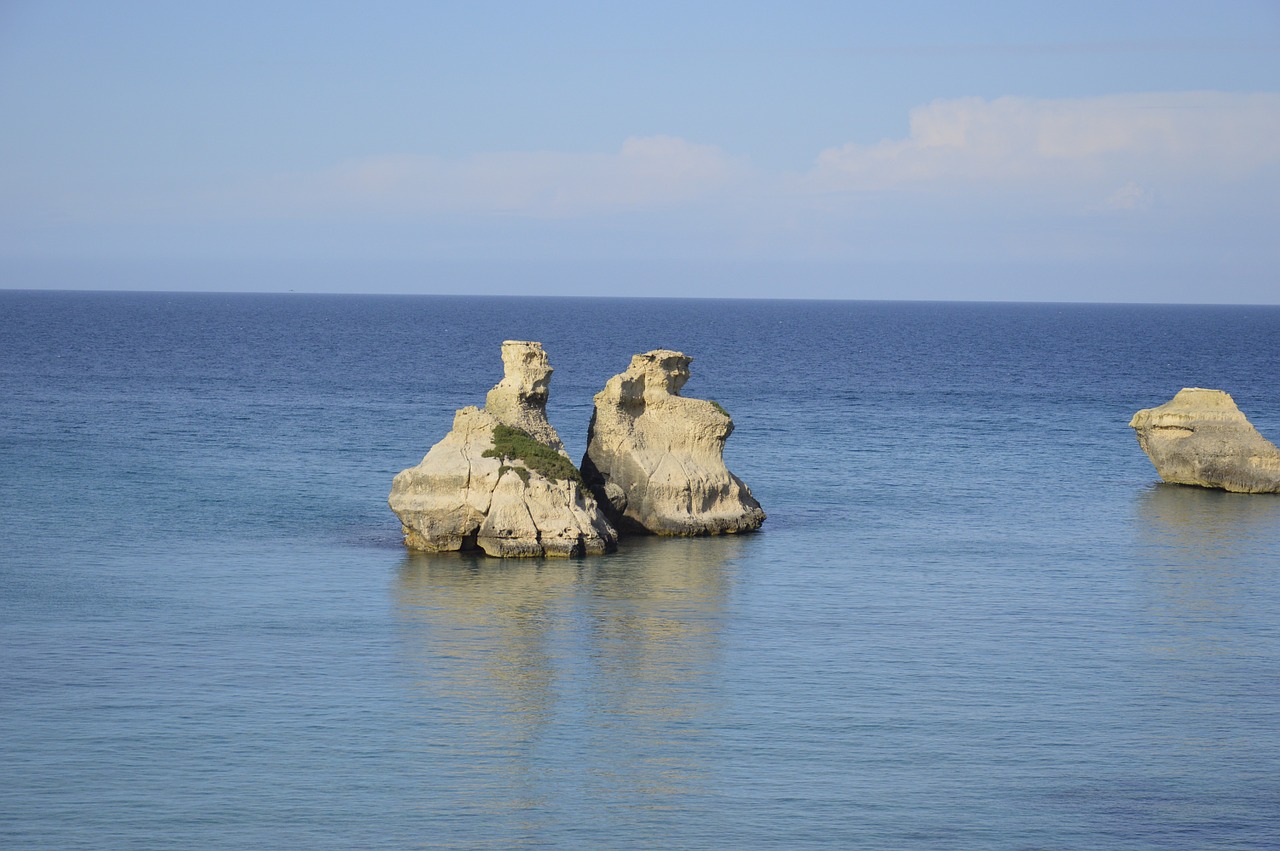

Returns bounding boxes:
[1,0,1278,302]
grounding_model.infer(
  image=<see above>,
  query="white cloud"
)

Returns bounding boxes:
[805,92,1280,200]
[202,93,1280,227]
[243,135,746,218]
[1101,181,1152,212]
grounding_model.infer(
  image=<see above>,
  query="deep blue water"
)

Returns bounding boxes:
[2,291,1279,849]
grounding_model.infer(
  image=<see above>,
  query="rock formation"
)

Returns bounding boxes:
[484,340,564,453]
[1129,388,1280,493]
[581,349,766,535]
[389,341,618,557]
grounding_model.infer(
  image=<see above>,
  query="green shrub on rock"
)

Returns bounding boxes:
[483,424,584,485]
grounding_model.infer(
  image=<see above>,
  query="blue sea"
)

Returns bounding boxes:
[3,290,1280,849]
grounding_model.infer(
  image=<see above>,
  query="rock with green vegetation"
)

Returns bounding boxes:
[389,341,617,557]
[483,424,584,485]
[582,349,765,536]
[484,340,565,452]
[1130,388,1280,493]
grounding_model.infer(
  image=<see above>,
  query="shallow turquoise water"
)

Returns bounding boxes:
[2,292,1279,848]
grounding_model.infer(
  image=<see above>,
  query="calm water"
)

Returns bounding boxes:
[2,291,1279,849]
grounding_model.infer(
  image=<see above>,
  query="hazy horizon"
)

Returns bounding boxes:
[2,1,1278,304]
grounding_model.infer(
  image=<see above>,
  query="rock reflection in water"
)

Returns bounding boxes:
[1123,483,1280,813]
[1135,483,1280,568]
[1132,483,1280,644]
[393,536,744,841]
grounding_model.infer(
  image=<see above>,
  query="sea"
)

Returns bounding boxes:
[2,290,1279,849]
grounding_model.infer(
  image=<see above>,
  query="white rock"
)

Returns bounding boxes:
[484,340,565,453]
[1129,388,1280,493]
[389,343,617,556]
[582,349,765,535]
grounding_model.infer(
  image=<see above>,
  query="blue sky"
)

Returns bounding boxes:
[2,1,1278,302]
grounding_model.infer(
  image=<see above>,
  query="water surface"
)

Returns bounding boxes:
[2,292,1279,848]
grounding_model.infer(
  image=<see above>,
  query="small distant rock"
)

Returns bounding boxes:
[582,349,766,535]
[1129,388,1280,494]
[389,341,617,557]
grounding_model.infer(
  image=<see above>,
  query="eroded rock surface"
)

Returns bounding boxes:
[389,341,617,556]
[582,349,765,535]
[1129,388,1280,493]
[484,340,564,453]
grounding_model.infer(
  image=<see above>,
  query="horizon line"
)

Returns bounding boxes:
[2,286,1277,310]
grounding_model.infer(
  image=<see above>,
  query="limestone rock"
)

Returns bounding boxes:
[581,349,765,535]
[484,340,564,453]
[1129,388,1280,493]
[389,342,617,557]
